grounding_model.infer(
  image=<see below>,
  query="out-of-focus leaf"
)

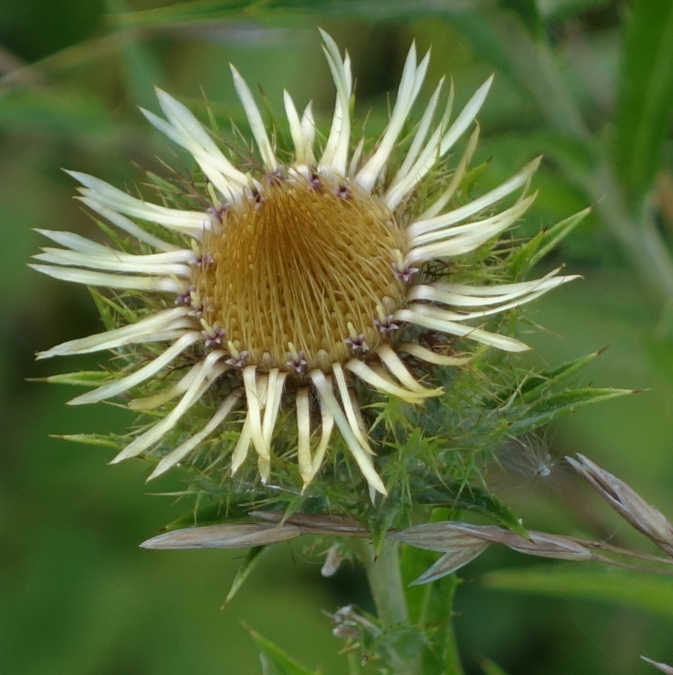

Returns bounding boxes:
[533,133,596,178]
[247,627,320,675]
[647,338,673,385]
[480,658,510,675]
[444,12,512,76]
[482,566,673,620]
[452,10,588,138]
[499,0,541,39]
[537,0,611,21]
[401,541,436,620]
[0,33,130,88]
[509,387,635,435]
[400,508,450,621]
[116,0,494,28]
[223,546,268,606]
[0,89,115,137]
[615,0,673,199]
[106,0,165,109]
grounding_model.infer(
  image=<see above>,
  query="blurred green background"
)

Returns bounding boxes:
[2,0,673,673]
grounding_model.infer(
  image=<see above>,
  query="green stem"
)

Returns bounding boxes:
[363,539,409,629]
[347,651,361,675]
[358,542,465,674]
[360,539,418,675]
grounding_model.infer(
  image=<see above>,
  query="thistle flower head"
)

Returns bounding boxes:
[33,31,576,496]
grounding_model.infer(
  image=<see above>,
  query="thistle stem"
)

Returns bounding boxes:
[363,539,409,629]
[362,539,416,675]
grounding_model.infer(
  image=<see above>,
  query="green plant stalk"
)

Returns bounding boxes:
[361,540,419,675]
[363,540,409,630]
[360,542,463,674]
[347,651,362,675]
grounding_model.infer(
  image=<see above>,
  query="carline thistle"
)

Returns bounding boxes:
[32,30,576,495]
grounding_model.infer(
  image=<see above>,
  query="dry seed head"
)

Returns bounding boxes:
[196,178,407,372]
[567,453,673,556]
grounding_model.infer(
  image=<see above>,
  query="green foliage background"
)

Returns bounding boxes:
[2,0,673,673]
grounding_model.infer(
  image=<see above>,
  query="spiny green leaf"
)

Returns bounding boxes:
[523,349,605,395]
[482,565,673,620]
[41,371,111,387]
[89,287,139,328]
[223,546,269,606]
[510,387,635,435]
[247,626,320,675]
[460,160,491,196]
[51,433,123,449]
[615,0,673,199]
[144,171,183,198]
[369,508,400,556]
[488,348,606,409]
[509,206,592,277]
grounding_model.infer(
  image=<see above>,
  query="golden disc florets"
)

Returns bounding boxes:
[196,176,407,373]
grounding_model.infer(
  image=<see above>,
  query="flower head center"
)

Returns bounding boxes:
[196,177,406,372]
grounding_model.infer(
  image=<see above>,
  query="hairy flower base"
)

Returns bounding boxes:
[33,30,577,495]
